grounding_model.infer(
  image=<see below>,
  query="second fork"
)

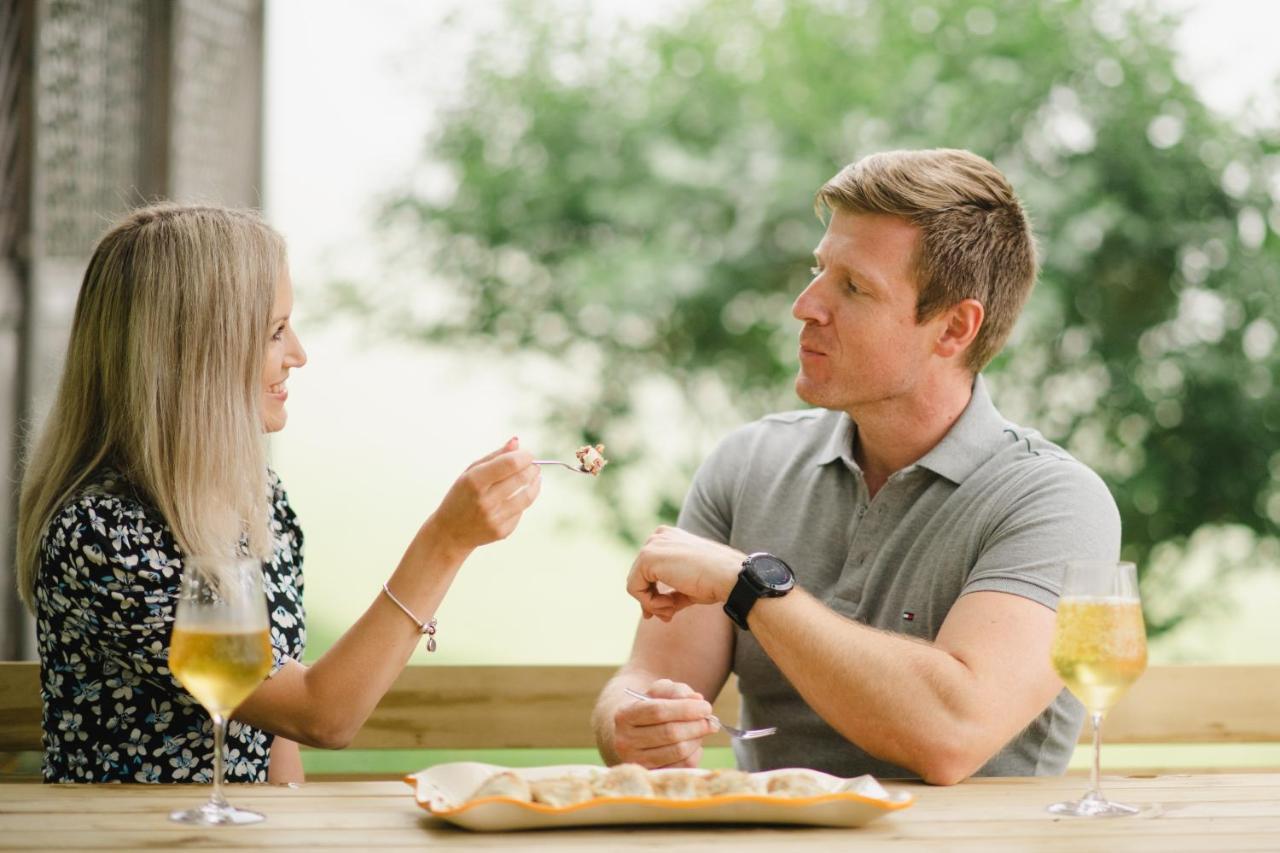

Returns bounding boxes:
[623,686,778,740]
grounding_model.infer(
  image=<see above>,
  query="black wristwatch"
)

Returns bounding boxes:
[723,552,795,631]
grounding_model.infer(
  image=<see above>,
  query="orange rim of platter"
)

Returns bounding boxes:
[403,775,916,817]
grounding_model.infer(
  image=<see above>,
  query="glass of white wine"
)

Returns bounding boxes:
[1048,560,1150,817]
[168,556,274,826]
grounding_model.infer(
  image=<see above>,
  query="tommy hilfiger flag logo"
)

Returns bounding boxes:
[902,611,916,622]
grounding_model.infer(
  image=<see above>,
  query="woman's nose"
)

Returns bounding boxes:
[288,332,307,368]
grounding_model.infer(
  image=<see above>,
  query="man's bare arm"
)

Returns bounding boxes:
[749,588,1062,784]
[593,603,734,767]
[625,526,1066,784]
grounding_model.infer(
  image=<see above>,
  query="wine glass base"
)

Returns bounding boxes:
[1047,797,1160,818]
[169,802,265,826]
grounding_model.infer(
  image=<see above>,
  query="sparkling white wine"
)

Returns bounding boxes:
[1050,597,1147,715]
[169,628,272,716]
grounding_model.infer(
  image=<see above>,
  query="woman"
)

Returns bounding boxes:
[16,203,541,783]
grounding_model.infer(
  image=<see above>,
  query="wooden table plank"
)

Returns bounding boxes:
[6,829,1280,853]
[2,775,1279,851]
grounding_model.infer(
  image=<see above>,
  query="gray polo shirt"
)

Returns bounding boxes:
[677,376,1120,779]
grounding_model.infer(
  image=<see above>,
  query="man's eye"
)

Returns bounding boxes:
[845,280,860,294]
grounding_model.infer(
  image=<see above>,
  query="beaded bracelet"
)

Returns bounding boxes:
[381,582,438,652]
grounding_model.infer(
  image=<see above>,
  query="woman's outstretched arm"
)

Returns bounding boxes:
[232,439,540,749]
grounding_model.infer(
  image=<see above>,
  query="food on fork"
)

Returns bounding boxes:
[469,771,531,802]
[592,763,654,798]
[575,443,608,475]
[766,771,828,798]
[530,776,595,807]
[651,772,710,800]
[705,769,759,796]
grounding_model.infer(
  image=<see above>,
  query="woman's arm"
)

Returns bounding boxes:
[267,736,304,784]
[232,440,540,749]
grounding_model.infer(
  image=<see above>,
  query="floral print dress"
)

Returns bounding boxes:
[34,469,305,783]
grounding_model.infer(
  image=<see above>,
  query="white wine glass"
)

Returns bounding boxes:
[168,556,273,826]
[1048,560,1153,818]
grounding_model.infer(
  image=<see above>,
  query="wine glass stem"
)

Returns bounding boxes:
[211,713,229,809]
[1087,711,1104,802]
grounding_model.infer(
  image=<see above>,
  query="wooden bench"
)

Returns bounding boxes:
[4,663,1279,772]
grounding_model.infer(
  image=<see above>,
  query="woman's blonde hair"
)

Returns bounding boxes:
[16,203,285,610]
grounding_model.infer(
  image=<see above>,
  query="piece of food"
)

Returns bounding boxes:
[575,443,608,475]
[704,769,759,796]
[766,771,828,798]
[530,776,595,807]
[651,772,710,800]
[592,763,654,798]
[469,770,532,802]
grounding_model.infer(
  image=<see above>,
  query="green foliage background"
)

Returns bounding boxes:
[338,0,1280,635]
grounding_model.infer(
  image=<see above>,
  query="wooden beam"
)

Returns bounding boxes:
[3,662,1280,753]
[1102,665,1280,744]
[347,665,736,750]
[0,661,39,751]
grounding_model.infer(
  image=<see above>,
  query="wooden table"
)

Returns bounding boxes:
[2,773,1278,851]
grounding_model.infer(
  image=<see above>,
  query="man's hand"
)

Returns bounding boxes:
[608,679,718,768]
[626,526,745,621]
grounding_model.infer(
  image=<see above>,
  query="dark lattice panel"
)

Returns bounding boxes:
[169,0,262,206]
[1,0,33,261]
[1,0,265,659]
[34,0,148,259]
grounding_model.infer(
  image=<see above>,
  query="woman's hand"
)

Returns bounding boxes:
[424,437,541,559]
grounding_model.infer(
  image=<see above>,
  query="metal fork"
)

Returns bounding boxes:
[624,687,778,740]
[533,460,593,474]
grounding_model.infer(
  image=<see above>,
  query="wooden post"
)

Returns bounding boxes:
[0,0,36,661]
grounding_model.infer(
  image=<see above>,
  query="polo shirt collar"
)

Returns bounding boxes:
[814,409,860,470]
[812,374,1007,484]
[914,374,1008,484]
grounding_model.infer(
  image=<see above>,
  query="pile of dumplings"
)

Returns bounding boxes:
[467,763,829,806]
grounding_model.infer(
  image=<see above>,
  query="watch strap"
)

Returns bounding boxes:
[724,573,761,631]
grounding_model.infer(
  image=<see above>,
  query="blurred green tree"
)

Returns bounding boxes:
[341,0,1280,635]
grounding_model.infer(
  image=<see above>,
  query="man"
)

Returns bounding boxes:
[591,149,1119,785]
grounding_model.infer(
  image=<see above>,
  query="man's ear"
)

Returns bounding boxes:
[934,298,984,360]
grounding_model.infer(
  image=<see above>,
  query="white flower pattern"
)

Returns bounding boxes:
[36,469,304,783]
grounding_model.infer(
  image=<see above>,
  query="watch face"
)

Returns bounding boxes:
[751,554,794,589]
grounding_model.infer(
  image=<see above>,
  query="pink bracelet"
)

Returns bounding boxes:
[381,582,438,652]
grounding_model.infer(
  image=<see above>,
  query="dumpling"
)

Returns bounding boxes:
[575,443,608,475]
[469,770,531,802]
[766,771,828,798]
[651,772,709,800]
[705,769,759,796]
[530,776,595,807]
[592,763,654,798]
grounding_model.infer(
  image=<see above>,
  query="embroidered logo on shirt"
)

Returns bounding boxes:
[901,611,916,622]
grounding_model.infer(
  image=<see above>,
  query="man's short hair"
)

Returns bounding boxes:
[816,149,1037,373]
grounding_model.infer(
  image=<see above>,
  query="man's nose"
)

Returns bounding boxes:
[792,278,827,324]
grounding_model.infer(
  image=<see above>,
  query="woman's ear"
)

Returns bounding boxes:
[934,298,984,361]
